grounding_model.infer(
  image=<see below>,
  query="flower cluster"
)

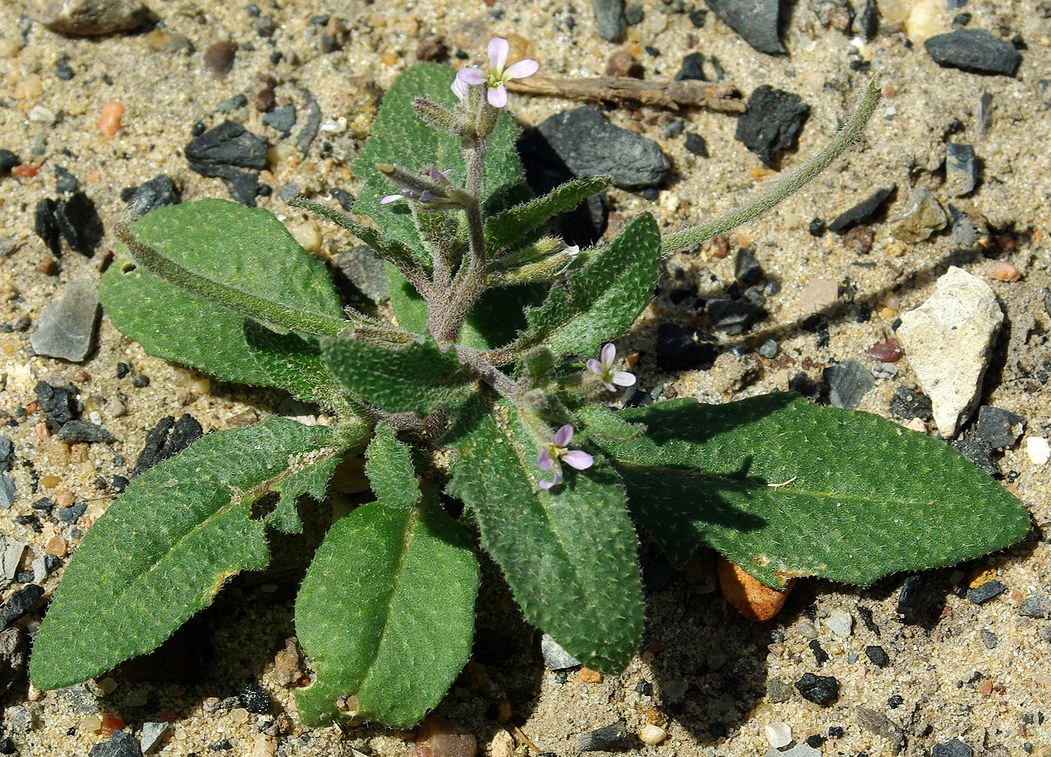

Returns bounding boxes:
[537,424,593,490]
[453,37,539,108]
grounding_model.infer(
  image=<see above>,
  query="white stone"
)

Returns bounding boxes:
[1026,437,1050,466]
[540,633,580,670]
[825,608,854,638]
[639,724,668,745]
[139,721,170,754]
[764,722,792,749]
[897,267,1003,437]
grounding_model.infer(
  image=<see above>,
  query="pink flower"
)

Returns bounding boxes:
[587,343,636,393]
[453,37,539,108]
[537,424,593,490]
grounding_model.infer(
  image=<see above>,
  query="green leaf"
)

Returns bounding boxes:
[100,261,276,386]
[365,424,420,510]
[486,176,610,256]
[585,395,1032,587]
[446,405,643,672]
[243,321,350,412]
[295,500,480,727]
[518,213,661,358]
[30,417,350,690]
[120,199,347,336]
[353,63,529,255]
[322,331,472,416]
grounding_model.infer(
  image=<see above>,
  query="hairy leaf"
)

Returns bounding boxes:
[322,331,472,416]
[243,321,350,412]
[295,501,479,727]
[353,63,529,255]
[30,418,351,690]
[365,423,420,510]
[486,176,610,256]
[518,213,661,358]
[446,405,643,672]
[584,395,1032,587]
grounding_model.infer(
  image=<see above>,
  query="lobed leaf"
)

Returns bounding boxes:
[30,417,351,690]
[583,395,1032,587]
[295,501,480,727]
[445,404,643,672]
[365,423,421,510]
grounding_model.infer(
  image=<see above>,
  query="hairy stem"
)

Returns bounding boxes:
[456,345,520,401]
[661,76,882,256]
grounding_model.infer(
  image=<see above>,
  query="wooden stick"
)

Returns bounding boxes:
[506,75,746,113]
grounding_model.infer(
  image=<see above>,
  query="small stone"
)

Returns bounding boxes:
[204,41,238,77]
[29,0,154,36]
[0,628,28,695]
[854,706,903,751]
[864,645,890,667]
[577,667,602,683]
[663,119,685,138]
[991,261,1021,282]
[707,298,763,334]
[684,132,708,157]
[656,323,718,371]
[592,0,627,42]
[980,628,997,648]
[123,174,180,219]
[139,722,169,754]
[758,339,779,359]
[808,639,829,666]
[828,185,896,232]
[0,150,19,175]
[605,49,642,78]
[948,206,979,249]
[55,166,80,194]
[262,105,296,136]
[414,718,477,757]
[185,121,268,181]
[55,420,116,444]
[638,724,667,745]
[946,144,978,197]
[825,608,854,638]
[767,678,793,703]
[891,187,947,243]
[1019,592,1050,619]
[764,722,792,749]
[97,100,125,138]
[705,0,786,55]
[842,224,874,254]
[966,579,1006,605]
[238,682,270,714]
[717,556,794,622]
[540,634,581,670]
[825,360,875,409]
[925,30,1021,76]
[890,387,933,421]
[89,730,144,757]
[932,738,973,757]
[800,278,840,316]
[734,247,762,284]
[0,539,24,582]
[1026,436,1050,465]
[735,85,810,168]
[132,414,203,477]
[35,381,79,426]
[0,477,14,510]
[975,406,1024,449]
[896,267,1003,436]
[795,672,840,705]
[675,52,706,81]
[0,585,44,631]
[866,338,902,363]
[579,723,629,752]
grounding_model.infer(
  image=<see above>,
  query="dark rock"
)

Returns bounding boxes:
[950,438,999,478]
[1019,592,1049,619]
[689,8,708,27]
[855,705,903,752]
[975,406,1023,449]
[758,339,779,358]
[656,323,718,371]
[625,3,643,25]
[704,0,785,55]
[864,645,890,667]
[215,94,248,113]
[889,386,932,421]
[225,171,261,206]
[123,174,181,219]
[707,298,763,334]
[734,247,762,284]
[579,722,629,752]
[521,107,670,190]
[30,275,99,362]
[34,381,79,427]
[57,502,87,523]
[238,682,271,714]
[0,628,28,695]
[664,119,685,138]
[131,374,151,388]
[788,371,821,401]
[808,639,829,666]
[0,438,12,474]
[684,132,708,157]
[55,191,104,255]
[795,672,840,705]
[767,678,793,703]
[945,143,978,198]
[966,579,1006,605]
[809,218,826,236]
[32,0,155,37]
[592,0,626,41]
[262,105,296,135]
[675,52,706,81]
[824,360,874,409]
[0,585,44,631]
[89,730,144,757]
[55,420,117,444]
[203,41,238,77]
[34,198,62,256]
[925,30,1021,76]
[132,414,204,477]
[0,476,14,510]
[54,165,79,194]
[948,205,979,249]
[185,121,268,181]
[735,85,809,168]
[0,150,19,175]
[856,0,878,39]
[295,88,323,155]
[828,185,896,232]
[331,246,390,305]
[932,738,973,757]
[980,628,997,648]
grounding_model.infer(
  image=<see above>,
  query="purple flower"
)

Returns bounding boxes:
[587,343,637,393]
[537,424,593,490]
[452,37,539,108]
[380,166,452,206]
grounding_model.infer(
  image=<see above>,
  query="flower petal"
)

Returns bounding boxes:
[457,67,486,86]
[451,76,468,101]
[602,381,617,393]
[563,450,594,471]
[612,371,637,387]
[505,58,539,80]
[586,358,603,375]
[488,37,509,71]
[553,424,574,447]
[486,84,508,108]
[537,448,554,471]
[601,343,616,367]
[379,194,403,205]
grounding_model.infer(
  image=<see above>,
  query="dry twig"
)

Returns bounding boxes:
[506,75,745,113]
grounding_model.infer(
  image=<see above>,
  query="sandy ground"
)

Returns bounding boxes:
[0,0,1049,755]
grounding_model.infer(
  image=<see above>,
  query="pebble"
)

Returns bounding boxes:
[975,406,1024,449]
[97,100,125,138]
[579,722,629,752]
[767,678,793,703]
[966,579,1006,605]
[932,738,973,757]
[656,323,718,371]
[55,165,80,194]
[30,274,100,362]
[663,119,685,138]
[30,0,154,36]
[717,556,793,622]
[0,627,28,695]
[262,105,296,136]
[889,386,932,421]
[735,85,809,168]
[36,193,105,256]
[951,437,999,477]
[824,608,854,638]
[764,722,791,748]
[684,132,708,157]
[795,672,840,705]
[122,174,181,219]
[948,206,979,249]
[605,49,642,78]
[35,380,79,427]
[1019,592,1050,619]
[0,585,44,631]
[0,477,14,510]
[866,338,902,363]
[204,40,238,77]
[1026,436,1050,465]
[854,705,904,751]
[55,419,116,443]
[808,639,829,666]
[138,722,169,754]
[924,30,1021,77]
[638,723,667,745]
[734,247,762,284]
[945,144,977,197]
[540,633,581,670]
[981,628,998,648]
[758,339,779,358]
[828,185,896,233]
[414,718,477,757]
[0,539,24,583]
[825,360,874,409]
[707,298,763,334]
[131,414,203,476]
[800,278,840,316]
[0,150,19,175]
[332,246,390,305]
[896,267,1003,436]
[592,0,626,42]
[675,52,706,81]
[89,729,144,757]
[864,645,890,667]
[764,744,821,757]
[0,438,12,474]
[185,121,268,180]
[890,186,947,243]
[523,107,669,189]
[706,0,785,55]
[991,261,1021,282]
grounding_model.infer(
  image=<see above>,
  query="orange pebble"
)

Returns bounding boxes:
[578,667,603,683]
[12,163,38,178]
[717,555,795,622]
[992,261,1021,282]
[101,715,125,731]
[379,52,398,66]
[97,100,125,139]
[44,535,67,557]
